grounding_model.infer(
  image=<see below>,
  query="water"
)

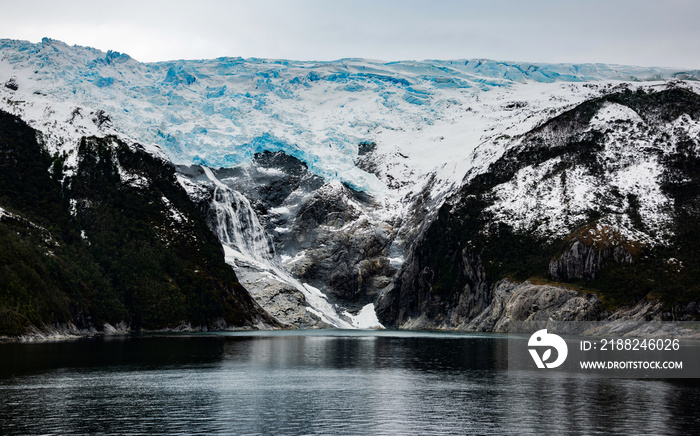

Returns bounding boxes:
[203,165,275,263]
[1,330,698,435]
[203,165,354,328]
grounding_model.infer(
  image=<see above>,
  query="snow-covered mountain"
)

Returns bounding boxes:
[1,37,699,333]
[378,85,700,329]
[3,38,698,195]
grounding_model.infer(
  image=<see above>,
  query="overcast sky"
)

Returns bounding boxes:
[1,0,698,68]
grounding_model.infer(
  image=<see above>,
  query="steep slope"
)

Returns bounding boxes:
[377,85,700,329]
[176,155,387,328]
[0,110,276,336]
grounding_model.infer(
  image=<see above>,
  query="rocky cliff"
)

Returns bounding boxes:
[0,110,277,336]
[377,86,700,329]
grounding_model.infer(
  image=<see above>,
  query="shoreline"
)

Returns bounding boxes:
[3,320,699,343]
[0,320,289,343]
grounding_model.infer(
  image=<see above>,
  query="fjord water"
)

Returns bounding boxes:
[1,331,698,435]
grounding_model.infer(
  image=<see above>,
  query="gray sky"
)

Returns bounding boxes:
[1,0,699,68]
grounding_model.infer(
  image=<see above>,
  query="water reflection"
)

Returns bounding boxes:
[219,332,509,372]
[0,332,698,435]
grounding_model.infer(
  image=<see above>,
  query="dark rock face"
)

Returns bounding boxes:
[293,215,395,302]
[354,142,382,178]
[4,78,18,91]
[198,151,398,307]
[91,109,112,129]
[466,280,603,332]
[549,239,633,281]
[291,182,362,245]
[549,225,638,281]
[246,150,326,209]
[376,209,492,329]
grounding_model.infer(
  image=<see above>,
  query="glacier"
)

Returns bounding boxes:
[2,37,699,199]
[2,37,700,330]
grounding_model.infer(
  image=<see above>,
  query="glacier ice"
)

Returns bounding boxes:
[1,38,698,198]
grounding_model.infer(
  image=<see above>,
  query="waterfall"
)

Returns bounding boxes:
[201,166,275,265]
[201,165,354,328]
[213,188,275,264]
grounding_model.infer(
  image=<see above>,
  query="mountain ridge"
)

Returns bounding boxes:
[3,37,699,196]
[376,86,700,329]
[1,38,700,336]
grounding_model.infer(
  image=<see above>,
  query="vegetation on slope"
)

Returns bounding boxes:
[0,110,273,335]
[379,88,700,326]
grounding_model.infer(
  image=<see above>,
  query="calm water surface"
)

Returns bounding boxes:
[1,330,698,435]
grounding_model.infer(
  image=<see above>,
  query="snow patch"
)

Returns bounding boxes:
[590,102,643,127]
[485,98,676,245]
[161,196,188,224]
[387,256,404,266]
[117,163,149,189]
[343,303,384,329]
[269,206,291,215]
[256,167,287,177]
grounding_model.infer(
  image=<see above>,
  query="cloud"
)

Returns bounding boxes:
[1,0,698,68]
